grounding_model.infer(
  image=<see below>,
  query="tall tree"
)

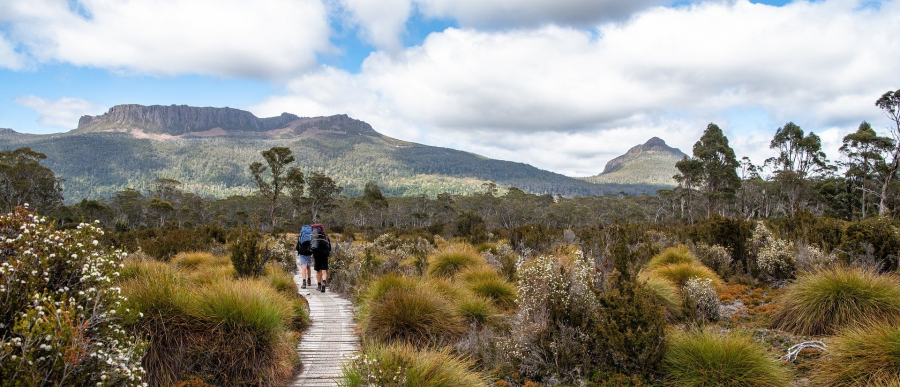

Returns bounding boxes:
[767,122,829,215]
[305,171,342,222]
[875,89,900,216]
[839,121,894,217]
[249,147,304,230]
[684,123,740,217]
[674,156,703,222]
[0,148,63,213]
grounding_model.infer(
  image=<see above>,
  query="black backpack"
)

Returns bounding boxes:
[310,232,331,258]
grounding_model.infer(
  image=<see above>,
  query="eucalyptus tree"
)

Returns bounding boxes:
[0,148,63,214]
[767,122,829,215]
[676,123,740,219]
[249,147,304,231]
[304,171,342,222]
[839,121,894,217]
[874,89,900,216]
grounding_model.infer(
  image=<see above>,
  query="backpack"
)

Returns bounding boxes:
[310,224,331,258]
[296,225,313,255]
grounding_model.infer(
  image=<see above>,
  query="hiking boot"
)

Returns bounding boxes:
[316,282,322,291]
[321,280,327,293]
[301,279,307,289]
[308,278,312,286]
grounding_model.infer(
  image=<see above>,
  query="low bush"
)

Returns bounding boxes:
[681,277,720,324]
[339,343,486,387]
[662,330,790,387]
[693,243,732,278]
[813,321,900,386]
[771,267,900,335]
[230,230,266,278]
[0,209,145,386]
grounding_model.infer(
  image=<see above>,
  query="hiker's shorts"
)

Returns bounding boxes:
[299,254,313,267]
[313,253,329,271]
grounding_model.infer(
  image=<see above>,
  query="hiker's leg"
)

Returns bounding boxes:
[322,270,328,282]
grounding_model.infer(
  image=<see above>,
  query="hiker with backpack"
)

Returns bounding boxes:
[310,223,332,292]
[296,225,314,289]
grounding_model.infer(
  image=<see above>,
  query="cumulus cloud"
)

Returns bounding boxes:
[15,96,104,129]
[338,0,413,52]
[0,0,331,79]
[253,0,900,176]
[0,33,24,70]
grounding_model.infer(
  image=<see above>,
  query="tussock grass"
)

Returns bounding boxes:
[644,276,681,320]
[427,246,483,278]
[264,264,297,295]
[339,343,487,387]
[456,293,499,326]
[174,252,224,270]
[813,321,900,386]
[646,262,722,287]
[362,283,464,346]
[192,279,293,342]
[647,245,697,269]
[186,264,236,284]
[771,267,900,336]
[662,330,790,387]
[121,260,190,317]
[465,275,517,310]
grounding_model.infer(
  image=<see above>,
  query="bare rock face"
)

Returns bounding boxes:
[601,137,687,174]
[76,104,303,135]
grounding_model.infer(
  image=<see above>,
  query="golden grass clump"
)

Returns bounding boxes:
[264,264,298,295]
[362,282,465,346]
[647,245,697,269]
[427,244,484,278]
[339,343,487,387]
[645,262,722,287]
[458,266,517,310]
[174,252,225,270]
[662,330,790,387]
[813,321,900,386]
[771,267,900,336]
[644,275,682,320]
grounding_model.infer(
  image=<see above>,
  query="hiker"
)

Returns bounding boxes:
[310,223,332,292]
[296,224,314,289]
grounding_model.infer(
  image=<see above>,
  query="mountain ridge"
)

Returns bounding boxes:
[1,104,669,200]
[581,137,686,187]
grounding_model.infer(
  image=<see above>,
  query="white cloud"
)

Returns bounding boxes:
[15,95,104,129]
[0,33,24,70]
[416,0,672,28]
[0,0,331,79]
[253,0,900,176]
[339,0,412,52]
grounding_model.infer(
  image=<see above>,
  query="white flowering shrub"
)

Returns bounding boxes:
[682,277,720,323]
[0,207,145,386]
[795,243,837,273]
[693,243,732,278]
[757,238,796,281]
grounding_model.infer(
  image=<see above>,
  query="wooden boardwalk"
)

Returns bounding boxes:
[291,275,360,387]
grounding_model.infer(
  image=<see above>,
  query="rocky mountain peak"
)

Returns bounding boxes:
[75,104,301,135]
[601,137,686,174]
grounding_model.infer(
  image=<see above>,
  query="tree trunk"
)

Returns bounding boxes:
[879,147,900,217]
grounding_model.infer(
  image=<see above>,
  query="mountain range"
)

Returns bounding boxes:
[0,104,685,201]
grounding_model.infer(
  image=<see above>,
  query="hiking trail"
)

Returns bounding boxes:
[291,273,360,387]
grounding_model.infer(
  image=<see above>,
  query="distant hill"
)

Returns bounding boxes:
[0,104,665,201]
[581,137,686,187]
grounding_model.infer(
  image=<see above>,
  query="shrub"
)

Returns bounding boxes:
[813,321,900,386]
[339,343,486,387]
[647,246,696,269]
[796,242,838,273]
[693,243,732,278]
[681,277,720,324]
[452,211,487,244]
[771,267,900,335]
[362,282,464,346]
[230,230,266,277]
[0,208,145,387]
[757,238,796,281]
[691,215,752,275]
[427,248,483,278]
[662,330,790,387]
[645,262,722,287]
[839,217,900,271]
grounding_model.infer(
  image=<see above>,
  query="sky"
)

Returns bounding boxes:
[1,0,899,177]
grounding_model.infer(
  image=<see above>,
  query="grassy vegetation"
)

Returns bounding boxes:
[771,267,900,336]
[120,252,308,387]
[427,246,484,278]
[339,343,487,387]
[813,321,900,386]
[662,330,790,387]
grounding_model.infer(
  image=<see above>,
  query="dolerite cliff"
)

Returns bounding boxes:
[582,137,687,187]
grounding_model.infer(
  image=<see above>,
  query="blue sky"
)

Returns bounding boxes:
[0,0,897,176]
